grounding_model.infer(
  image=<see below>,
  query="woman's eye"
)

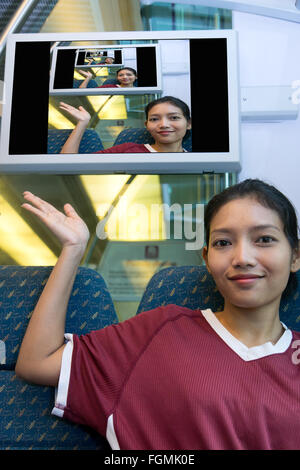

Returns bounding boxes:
[212,239,230,247]
[257,236,275,244]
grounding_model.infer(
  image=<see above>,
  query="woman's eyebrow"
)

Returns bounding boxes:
[252,224,281,232]
[149,112,182,117]
[211,224,281,235]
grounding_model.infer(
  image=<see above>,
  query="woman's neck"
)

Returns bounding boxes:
[215,302,285,348]
[151,141,183,152]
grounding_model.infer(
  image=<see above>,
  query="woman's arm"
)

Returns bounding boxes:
[78,70,93,89]
[15,192,90,387]
[59,102,91,154]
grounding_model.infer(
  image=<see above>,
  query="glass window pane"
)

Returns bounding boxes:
[141,2,232,31]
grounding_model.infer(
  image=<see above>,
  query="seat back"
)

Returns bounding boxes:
[73,79,98,88]
[0,266,118,450]
[101,78,118,85]
[47,129,103,154]
[136,265,300,332]
[113,128,192,152]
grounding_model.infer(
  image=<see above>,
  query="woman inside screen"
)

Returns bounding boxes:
[86,56,115,65]
[59,96,192,154]
[78,67,137,89]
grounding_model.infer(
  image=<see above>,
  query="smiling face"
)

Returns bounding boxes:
[203,197,300,312]
[145,102,191,147]
[117,69,136,87]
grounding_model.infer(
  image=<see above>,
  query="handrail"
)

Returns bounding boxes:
[0,0,40,59]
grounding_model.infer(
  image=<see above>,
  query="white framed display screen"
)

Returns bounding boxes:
[49,43,162,95]
[0,30,241,174]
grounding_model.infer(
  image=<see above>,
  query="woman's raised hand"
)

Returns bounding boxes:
[22,192,90,253]
[59,102,91,124]
[78,69,93,79]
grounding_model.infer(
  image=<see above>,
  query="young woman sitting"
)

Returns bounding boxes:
[59,95,192,154]
[78,67,137,89]
[15,178,300,450]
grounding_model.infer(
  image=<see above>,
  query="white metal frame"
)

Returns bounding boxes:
[74,46,124,68]
[0,30,241,175]
[49,42,162,96]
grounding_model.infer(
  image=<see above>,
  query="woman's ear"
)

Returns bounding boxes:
[291,242,300,273]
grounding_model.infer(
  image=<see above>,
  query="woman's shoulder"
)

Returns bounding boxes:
[96,143,149,153]
[291,329,300,339]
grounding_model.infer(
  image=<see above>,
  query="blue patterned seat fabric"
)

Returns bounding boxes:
[73,79,98,88]
[0,370,110,450]
[136,265,300,332]
[101,78,119,85]
[0,266,118,450]
[47,129,104,154]
[114,128,192,152]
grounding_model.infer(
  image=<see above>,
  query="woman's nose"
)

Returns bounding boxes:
[232,241,257,268]
[158,117,169,127]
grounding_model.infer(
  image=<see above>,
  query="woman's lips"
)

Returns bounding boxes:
[228,274,264,285]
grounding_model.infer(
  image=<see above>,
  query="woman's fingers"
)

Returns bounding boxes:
[59,102,74,112]
[22,193,89,247]
[79,70,92,78]
[23,193,83,227]
[59,102,90,122]
[21,202,45,220]
[23,191,57,215]
[63,203,82,220]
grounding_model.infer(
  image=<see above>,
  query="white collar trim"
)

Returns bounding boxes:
[144,144,157,152]
[201,308,292,362]
[144,144,188,152]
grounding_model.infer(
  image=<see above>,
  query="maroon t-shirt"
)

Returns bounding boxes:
[98,84,119,88]
[52,305,300,450]
[95,143,151,153]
